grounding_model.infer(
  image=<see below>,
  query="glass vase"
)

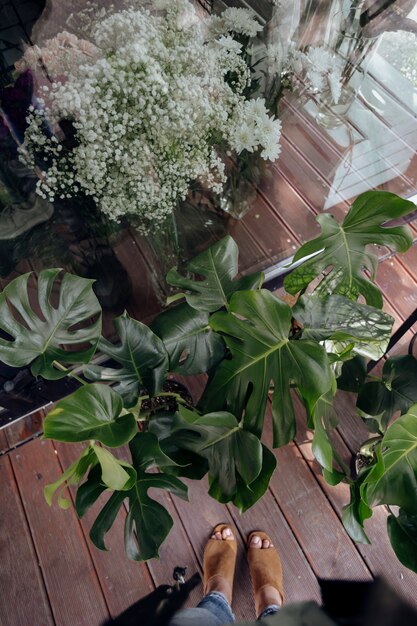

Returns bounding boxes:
[137,189,230,304]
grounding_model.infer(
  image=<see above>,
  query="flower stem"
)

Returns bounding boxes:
[52,360,87,386]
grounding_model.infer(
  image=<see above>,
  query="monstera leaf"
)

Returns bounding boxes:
[0,269,101,378]
[88,432,188,560]
[172,406,265,508]
[362,406,417,513]
[284,191,414,307]
[43,383,137,447]
[293,295,394,360]
[151,303,225,375]
[166,236,263,312]
[84,312,168,407]
[342,473,372,545]
[357,356,417,429]
[200,290,333,447]
[45,444,136,509]
[388,509,417,573]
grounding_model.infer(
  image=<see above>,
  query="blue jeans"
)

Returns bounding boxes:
[168,591,279,625]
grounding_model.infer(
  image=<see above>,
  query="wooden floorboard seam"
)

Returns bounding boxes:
[291,436,375,578]
[7,453,57,626]
[51,440,116,619]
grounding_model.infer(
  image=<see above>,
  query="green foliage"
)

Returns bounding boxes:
[87,433,188,561]
[43,383,137,447]
[172,406,271,510]
[357,355,417,430]
[44,444,136,509]
[201,289,333,446]
[2,190,417,570]
[387,509,417,572]
[166,235,263,312]
[0,269,101,378]
[284,191,414,307]
[363,408,417,512]
[293,295,394,360]
[151,302,225,375]
[84,312,168,407]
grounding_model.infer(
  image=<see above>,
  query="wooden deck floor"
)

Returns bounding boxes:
[1,35,417,624]
[2,242,417,625]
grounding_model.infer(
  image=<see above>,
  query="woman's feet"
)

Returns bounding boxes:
[203,524,237,605]
[247,531,284,617]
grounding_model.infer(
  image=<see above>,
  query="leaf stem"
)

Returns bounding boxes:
[52,360,87,386]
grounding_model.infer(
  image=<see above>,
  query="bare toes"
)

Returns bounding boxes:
[222,527,234,541]
[250,535,262,548]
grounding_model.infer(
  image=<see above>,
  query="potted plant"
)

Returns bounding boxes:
[0,189,416,572]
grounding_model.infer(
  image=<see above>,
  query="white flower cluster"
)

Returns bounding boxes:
[293,47,343,104]
[20,0,281,231]
[296,46,344,104]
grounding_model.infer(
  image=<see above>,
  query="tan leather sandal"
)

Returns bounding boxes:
[203,523,237,604]
[247,530,284,617]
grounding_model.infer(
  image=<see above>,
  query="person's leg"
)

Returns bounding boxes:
[168,524,236,626]
[247,531,284,620]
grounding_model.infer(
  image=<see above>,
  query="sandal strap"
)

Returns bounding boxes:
[203,524,237,597]
[247,531,284,602]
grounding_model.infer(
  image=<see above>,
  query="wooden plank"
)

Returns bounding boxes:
[293,396,417,607]
[0,454,54,626]
[111,444,204,608]
[10,438,109,626]
[239,191,299,264]
[376,256,417,323]
[0,428,8,454]
[263,404,372,581]
[257,160,321,243]
[143,489,204,608]
[54,441,155,618]
[4,408,45,449]
[112,233,162,323]
[227,489,321,606]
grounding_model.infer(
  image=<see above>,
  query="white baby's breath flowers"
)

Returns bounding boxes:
[20,0,281,231]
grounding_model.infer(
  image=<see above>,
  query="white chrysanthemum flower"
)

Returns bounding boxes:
[328,69,343,104]
[220,8,263,38]
[261,139,281,162]
[231,123,257,154]
[212,35,243,53]
[298,46,344,104]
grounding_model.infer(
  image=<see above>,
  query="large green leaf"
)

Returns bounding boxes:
[84,312,168,407]
[88,432,188,560]
[124,472,187,561]
[0,269,101,378]
[148,412,209,480]
[342,478,371,545]
[150,302,226,375]
[357,356,417,429]
[232,444,276,513]
[337,356,367,393]
[166,236,263,312]
[284,191,414,307]
[387,509,417,573]
[363,406,417,513]
[200,290,333,447]
[43,383,137,447]
[293,295,394,360]
[45,444,135,510]
[172,406,263,505]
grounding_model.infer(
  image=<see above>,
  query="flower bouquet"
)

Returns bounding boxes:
[18,0,282,236]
